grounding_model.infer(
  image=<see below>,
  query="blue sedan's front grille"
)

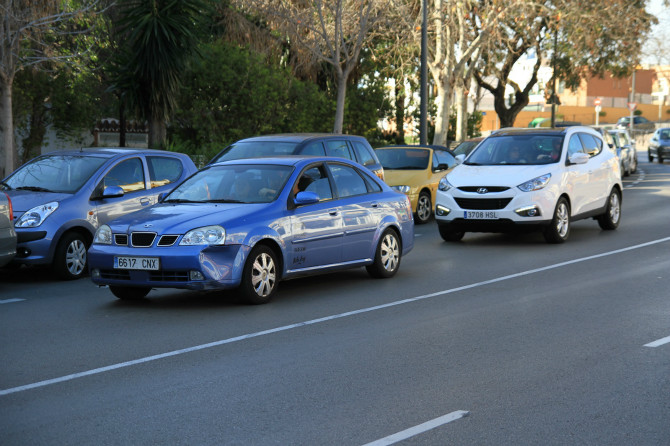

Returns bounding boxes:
[99,269,131,280]
[131,232,156,247]
[149,271,189,282]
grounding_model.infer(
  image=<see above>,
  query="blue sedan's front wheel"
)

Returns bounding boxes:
[240,245,278,305]
[366,228,401,279]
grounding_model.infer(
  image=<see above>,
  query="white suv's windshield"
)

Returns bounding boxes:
[4,155,107,193]
[465,135,564,166]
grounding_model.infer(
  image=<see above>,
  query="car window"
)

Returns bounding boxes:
[147,156,183,188]
[300,141,326,156]
[351,141,375,166]
[659,129,670,139]
[329,164,368,198]
[324,140,353,160]
[577,133,602,157]
[103,158,146,193]
[210,141,300,163]
[5,155,106,193]
[293,165,332,201]
[433,150,456,170]
[567,135,585,157]
[376,148,430,170]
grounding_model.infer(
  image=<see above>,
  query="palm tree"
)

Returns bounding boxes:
[117,0,207,149]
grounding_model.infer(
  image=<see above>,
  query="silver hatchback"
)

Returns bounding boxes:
[1,148,197,279]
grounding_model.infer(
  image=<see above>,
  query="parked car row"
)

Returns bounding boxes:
[591,125,638,177]
[1,125,630,303]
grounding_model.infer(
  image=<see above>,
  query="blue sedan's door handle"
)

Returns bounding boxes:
[140,198,151,206]
[371,202,379,208]
[328,208,339,216]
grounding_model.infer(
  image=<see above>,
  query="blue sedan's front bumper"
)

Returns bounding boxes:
[88,243,250,291]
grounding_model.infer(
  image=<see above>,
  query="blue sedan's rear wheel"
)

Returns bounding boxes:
[240,245,278,304]
[366,229,401,278]
[53,232,89,280]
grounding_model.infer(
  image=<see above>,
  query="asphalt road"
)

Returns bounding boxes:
[1,155,669,445]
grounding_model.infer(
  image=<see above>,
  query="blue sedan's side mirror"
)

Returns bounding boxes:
[102,186,124,199]
[294,191,319,205]
[157,192,168,202]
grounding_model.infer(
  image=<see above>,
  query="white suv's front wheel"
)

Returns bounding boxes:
[544,198,570,244]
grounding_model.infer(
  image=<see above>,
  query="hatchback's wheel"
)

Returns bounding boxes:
[648,150,653,162]
[597,189,621,230]
[110,286,151,300]
[366,229,401,278]
[415,192,432,224]
[438,224,465,242]
[659,152,664,164]
[240,245,278,304]
[621,161,628,177]
[53,232,89,280]
[543,198,570,244]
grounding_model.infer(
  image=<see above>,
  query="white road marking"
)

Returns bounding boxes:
[644,335,670,348]
[361,410,469,446]
[2,236,669,397]
[625,168,645,188]
[0,298,25,304]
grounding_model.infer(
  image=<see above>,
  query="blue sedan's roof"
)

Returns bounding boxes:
[236,133,366,143]
[208,155,334,167]
[38,147,187,158]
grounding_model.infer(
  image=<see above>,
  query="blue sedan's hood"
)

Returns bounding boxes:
[108,202,266,233]
[4,190,73,212]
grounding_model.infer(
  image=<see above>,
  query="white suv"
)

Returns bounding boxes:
[435,127,622,243]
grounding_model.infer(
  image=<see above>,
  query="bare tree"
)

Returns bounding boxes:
[237,0,385,134]
[0,0,104,177]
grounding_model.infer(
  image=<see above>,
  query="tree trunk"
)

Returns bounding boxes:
[455,83,468,142]
[432,79,452,146]
[119,99,126,147]
[148,115,166,149]
[395,77,405,144]
[0,79,15,177]
[333,73,347,134]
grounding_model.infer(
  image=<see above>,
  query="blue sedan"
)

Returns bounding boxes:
[89,156,414,304]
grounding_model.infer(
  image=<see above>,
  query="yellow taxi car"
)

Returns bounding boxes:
[375,145,457,224]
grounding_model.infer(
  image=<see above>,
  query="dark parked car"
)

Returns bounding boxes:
[1,148,197,279]
[617,116,655,134]
[0,192,16,267]
[208,133,385,181]
[592,126,637,177]
[89,156,414,304]
[451,137,483,158]
[648,127,670,163]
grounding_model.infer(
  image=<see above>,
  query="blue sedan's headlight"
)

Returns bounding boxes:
[15,201,59,227]
[180,225,226,245]
[517,173,551,192]
[94,224,113,245]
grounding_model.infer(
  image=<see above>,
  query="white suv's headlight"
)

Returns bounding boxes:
[15,201,59,227]
[94,224,113,245]
[391,185,411,193]
[438,176,453,192]
[180,225,226,245]
[517,174,551,192]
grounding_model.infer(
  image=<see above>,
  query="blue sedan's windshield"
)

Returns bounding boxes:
[165,164,294,204]
[4,155,107,193]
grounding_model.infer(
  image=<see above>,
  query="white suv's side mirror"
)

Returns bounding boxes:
[568,152,589,165]
[455,154,466,164]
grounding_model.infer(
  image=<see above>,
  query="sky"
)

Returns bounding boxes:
[643,0,670,64]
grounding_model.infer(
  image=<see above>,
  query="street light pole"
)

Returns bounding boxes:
[550,27,558,128]
[420,0,428,145]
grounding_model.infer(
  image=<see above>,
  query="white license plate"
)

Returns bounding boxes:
[464,210,499,219]
[114,256,160,270]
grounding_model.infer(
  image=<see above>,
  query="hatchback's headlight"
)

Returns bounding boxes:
[438,176,453,192]
[517,173,551,192]
[94,224,113,245]
[180,225,226,245]
[391,185,411,194]
[15,201,59,227]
